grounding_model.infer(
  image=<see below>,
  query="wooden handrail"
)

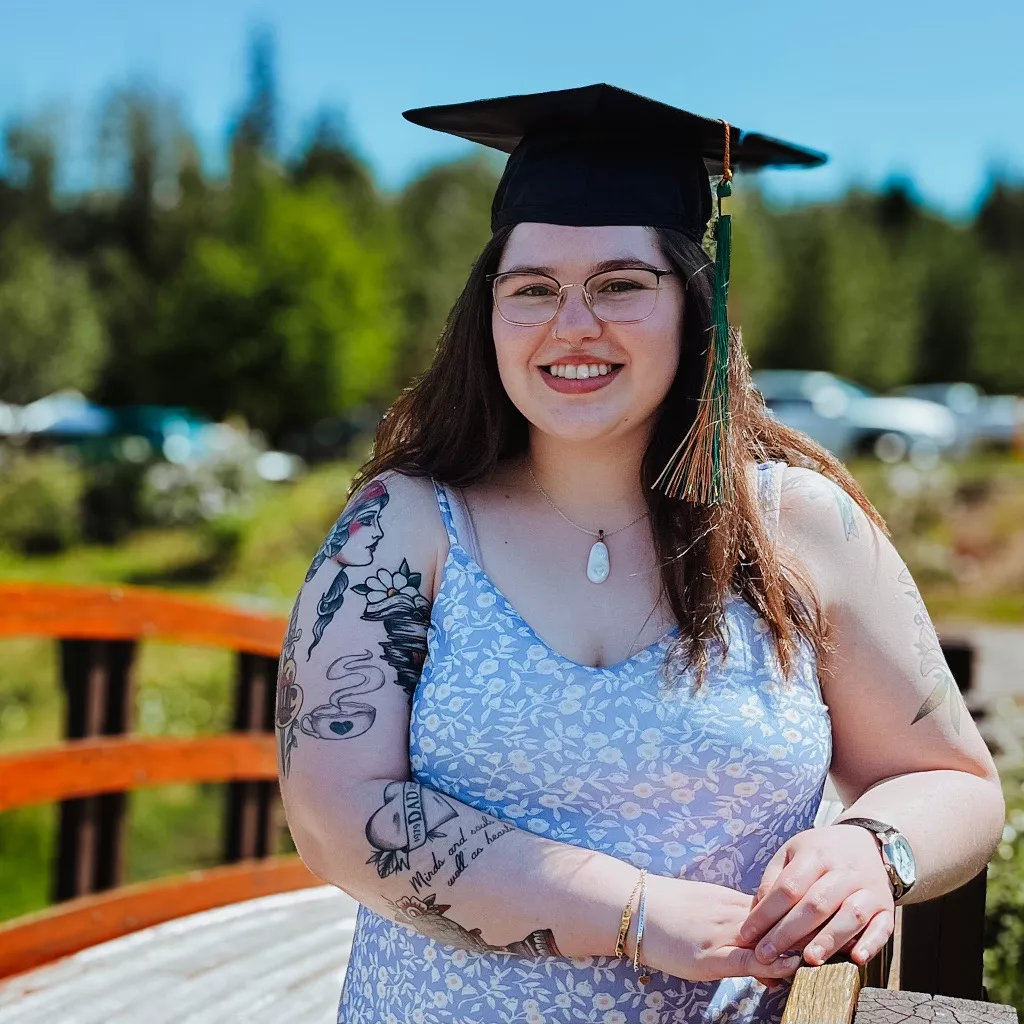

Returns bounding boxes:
[782,960,861,1023]
[0,735,278,812]
[0,582,288,656]
[0,856,322,979]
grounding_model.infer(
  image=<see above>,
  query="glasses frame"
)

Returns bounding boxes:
[485,267,675,326]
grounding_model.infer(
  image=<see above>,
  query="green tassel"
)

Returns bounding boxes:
[654,177,734,503]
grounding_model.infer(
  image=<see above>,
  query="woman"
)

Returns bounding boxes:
[279,85,1005,1024]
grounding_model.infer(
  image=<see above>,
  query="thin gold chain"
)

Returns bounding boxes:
[527,466,649,540]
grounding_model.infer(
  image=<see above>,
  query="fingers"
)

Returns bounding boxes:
[738,856,829,952]
[796,892,893,968]
[725,946,803,980]
[753,876,872,970]
[845,909,896,965]
[749,844,789,909]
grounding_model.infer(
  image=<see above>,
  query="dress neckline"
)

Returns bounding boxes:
[440,540,680,674]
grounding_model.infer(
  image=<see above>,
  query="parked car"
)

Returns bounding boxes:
[889,382,1022,454]
[752,370,958,462]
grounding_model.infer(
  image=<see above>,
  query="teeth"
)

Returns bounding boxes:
[547,363,617,378]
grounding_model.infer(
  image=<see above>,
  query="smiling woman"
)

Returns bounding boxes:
[277,84,1006,1024]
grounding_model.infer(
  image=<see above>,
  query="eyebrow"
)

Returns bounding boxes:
[499,257,662,276]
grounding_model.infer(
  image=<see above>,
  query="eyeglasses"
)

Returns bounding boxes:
[485,267,674,326]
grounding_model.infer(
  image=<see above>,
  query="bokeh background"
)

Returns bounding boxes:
[1,0,1023,1009]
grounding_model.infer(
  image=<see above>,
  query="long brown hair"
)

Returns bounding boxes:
[351,224,886,688]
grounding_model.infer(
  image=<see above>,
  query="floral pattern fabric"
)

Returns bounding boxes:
[338,462,832,1024]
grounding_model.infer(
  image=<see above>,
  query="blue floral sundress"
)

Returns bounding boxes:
[338,461,832,1024]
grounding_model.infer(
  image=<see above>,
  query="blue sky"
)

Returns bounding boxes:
[1,0,1021,216]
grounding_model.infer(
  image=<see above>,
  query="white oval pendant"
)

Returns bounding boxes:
[586,539,610,584]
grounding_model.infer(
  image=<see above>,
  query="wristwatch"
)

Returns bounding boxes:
[834,817,917,902]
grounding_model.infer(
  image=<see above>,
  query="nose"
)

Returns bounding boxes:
[551,284,602,344]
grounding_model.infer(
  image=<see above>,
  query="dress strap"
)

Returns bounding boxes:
[431,480,484,564]
[756,460,786,536]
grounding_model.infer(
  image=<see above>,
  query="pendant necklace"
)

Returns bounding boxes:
[528,467,650,584]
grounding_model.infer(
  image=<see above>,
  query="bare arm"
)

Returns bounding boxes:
[276,472,640,958]
[778,467,1005,903]
[736,467,1005,969]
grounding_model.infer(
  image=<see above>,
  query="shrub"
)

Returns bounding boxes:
[0,448,83,553]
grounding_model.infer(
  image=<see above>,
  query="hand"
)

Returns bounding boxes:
[738,824,896,970]
[642,876,805,984]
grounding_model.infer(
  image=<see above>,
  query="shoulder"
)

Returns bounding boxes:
[775,466,885,607]
[330,470,449,602]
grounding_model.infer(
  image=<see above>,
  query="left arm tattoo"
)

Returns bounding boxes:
[899,567,964,734]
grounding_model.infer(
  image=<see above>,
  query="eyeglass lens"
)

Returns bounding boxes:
[493,269,662,325]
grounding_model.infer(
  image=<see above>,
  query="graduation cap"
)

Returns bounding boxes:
[403,84,826,503]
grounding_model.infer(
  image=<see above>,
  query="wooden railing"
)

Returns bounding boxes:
[0,584,1015,1020]
[0,581,320,977]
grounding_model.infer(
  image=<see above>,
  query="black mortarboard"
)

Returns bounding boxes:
[402,83,826,242]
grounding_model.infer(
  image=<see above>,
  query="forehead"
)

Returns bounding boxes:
[499,223,662,272]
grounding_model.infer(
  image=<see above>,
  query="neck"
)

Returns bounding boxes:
[523,426,650,531]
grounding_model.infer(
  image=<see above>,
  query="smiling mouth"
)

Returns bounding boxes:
[543,362,623,379]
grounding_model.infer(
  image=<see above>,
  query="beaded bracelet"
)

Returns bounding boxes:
[632,869,652,985]
[614,871,644,959]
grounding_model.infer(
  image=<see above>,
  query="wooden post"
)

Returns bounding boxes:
[224,653,278,862]
[53,639,136,901]
[898,869,988,999]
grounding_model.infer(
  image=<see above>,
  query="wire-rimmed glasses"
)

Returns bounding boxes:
[486,267,674,326]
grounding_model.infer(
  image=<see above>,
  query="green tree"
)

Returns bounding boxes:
[153,172,399,442]
[0,237,106,404]
[393,155,499,380]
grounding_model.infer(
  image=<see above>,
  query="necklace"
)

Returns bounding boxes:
[528,466,650,584]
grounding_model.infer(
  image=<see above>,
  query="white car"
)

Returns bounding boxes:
[753,370,958,462]
[891,382,1022,454]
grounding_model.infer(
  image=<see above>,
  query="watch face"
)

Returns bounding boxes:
[889,835,916,884]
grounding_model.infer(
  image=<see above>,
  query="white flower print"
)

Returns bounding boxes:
[339,472,832,1024]
[593,993,616,1011]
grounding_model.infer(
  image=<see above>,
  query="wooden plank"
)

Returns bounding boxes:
[53,638,135,901]
[781,961,860,1024]
[0,856,323,978]
[899,868,988,998]
[0,886,356,1024]
[0,734,278,812]
[224,652,279,862]
[0,582,288,657]
[855,987,1019,1023]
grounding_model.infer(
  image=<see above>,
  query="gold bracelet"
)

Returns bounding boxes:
[614,872,644,959]
[632,869,652,984]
